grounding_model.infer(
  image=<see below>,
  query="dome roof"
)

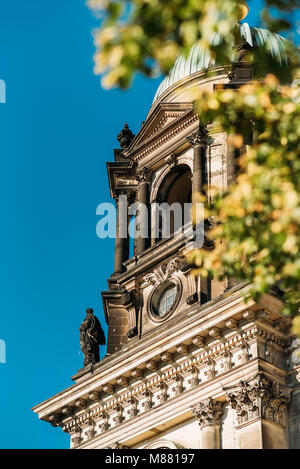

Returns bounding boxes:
[153,23,293,103]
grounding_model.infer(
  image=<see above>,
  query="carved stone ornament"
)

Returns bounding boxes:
[172,375,184,396]
[71,435,82,447]
[187,366,199,388]
[126,397,138,418]
[204,358,215,380]
[143,258,179,287]
[238,341,250,364]
[141,389,153,411]
[98,411,109,433]
[113,404,124,425]
[192,398,222,428]
[221,351,232,372]
[157,382,168,404]
[165,153,177,168]
[224,373,291,428]
[136,166,152,183]
[186,123,209,147]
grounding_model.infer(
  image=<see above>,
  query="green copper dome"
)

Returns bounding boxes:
[153,23,293,103]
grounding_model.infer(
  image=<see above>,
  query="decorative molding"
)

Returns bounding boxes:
[160,352,174,364]
[132,114,198,163]
[146,360,157,372]
[225,318,238,330]
[75,399,87,410]
[50,324,288,444]
[143,258,179,287]
[89,391,101,403]
[177,344,188,356]
[192,336,204,347]
[208,327,221,339]
[150,113,183,138]
[131,368,143,379]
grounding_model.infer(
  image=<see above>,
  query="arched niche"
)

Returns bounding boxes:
[143,440,179,449]
[151,163,192,243]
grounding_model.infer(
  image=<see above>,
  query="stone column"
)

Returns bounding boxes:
[227,141,240,188]
[187,124,211,302]
[114,193,129,274]
[224,373,290,449]
[187,124,208,202]
[135,167,152,255]
[192,398,222,449]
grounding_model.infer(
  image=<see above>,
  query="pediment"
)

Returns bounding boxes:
[124,102,194,155]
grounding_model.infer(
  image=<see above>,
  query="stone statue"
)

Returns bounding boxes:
[80,308,106,367]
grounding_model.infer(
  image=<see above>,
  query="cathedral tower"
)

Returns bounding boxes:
[32,15,300,449]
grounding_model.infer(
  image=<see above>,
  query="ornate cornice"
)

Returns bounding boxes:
[130,113,198,163]
[59,323,285,444]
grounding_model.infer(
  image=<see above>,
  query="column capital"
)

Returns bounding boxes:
[136,166,152,183]
[187,124,209,147]
[192,398,222,428]
[224,372,291,428]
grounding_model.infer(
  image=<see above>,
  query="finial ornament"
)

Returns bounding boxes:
[117,123,135,149]
[238,1,249,21]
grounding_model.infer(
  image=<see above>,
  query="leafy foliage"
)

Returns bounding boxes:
[189,74,300,327]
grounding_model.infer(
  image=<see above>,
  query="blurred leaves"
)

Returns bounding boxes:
[87,0,300,88]
[188,73,300,333]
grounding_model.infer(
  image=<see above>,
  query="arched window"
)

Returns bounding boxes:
[154,165,192,242]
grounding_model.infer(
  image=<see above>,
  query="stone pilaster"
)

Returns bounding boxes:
[192,398,222,449]
[224,373,290,449]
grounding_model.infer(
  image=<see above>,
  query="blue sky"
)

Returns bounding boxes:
[0,0,292,449]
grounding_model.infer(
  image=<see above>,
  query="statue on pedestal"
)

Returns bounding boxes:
[80,308,106,367]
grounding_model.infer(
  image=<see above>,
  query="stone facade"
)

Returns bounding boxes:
[32,61,300,449]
